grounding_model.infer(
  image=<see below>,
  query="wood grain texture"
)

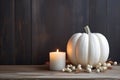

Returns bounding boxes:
[89,0,120,61]
[0,0,120,64]
[32,0,89,64]
[0,0,15,64]
[0,0,32,64]
[0,65,120,79]
[107,0,120,61]
[15,0,32,64]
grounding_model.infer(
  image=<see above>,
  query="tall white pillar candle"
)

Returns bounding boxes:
[50,49,66,71]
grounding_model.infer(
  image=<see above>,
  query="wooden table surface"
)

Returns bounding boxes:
[0,65,120,80]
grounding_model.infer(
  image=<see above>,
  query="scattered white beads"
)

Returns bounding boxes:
[96,69,100,73]
[77,64,81,68]
[99,67,104,72]
[62,61,118,73]
[77,64,82,70]
[67,68,72,72]
[113,61,117,65]
[106,63,111,67]
[62,68,66,72]
[67,64,70,68]
[98,63,102,66]
[103,66,107,70]
[103,63,107,66]
[86,68,92,73]
[86,64,93,69]
[72,66,76,71]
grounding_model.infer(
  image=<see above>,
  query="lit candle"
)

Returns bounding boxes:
[49,49,66,71]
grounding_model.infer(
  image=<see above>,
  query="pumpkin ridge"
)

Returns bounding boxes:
[67,25,109,67]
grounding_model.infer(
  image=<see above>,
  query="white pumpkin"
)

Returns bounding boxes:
[67,25,109,66]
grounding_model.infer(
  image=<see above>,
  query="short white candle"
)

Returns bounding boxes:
[50,49,66,71]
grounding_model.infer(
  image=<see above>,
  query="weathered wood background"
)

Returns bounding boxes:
[0,0,120,64]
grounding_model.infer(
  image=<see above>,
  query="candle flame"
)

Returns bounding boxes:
[56,49,59,52]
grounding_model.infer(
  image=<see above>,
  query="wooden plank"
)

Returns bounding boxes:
[89,0,120,62]
[0,65,120,79]
[32,0,89,64]
[0,0,15,64]
[89,0,108,33]
[15,0,32,64]
[73,0,89,30]
[0,65,49,72]
[1,0,120,65]
[0,0,32,64]
[32,0,47,64]
[107,0,120,61]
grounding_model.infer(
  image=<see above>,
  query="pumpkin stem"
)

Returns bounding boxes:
[84,25,91,34]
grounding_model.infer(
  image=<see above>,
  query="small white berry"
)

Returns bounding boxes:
[106,63,111,67]
[77,64,82,70]
[90,65,93,69]
[103,63,107,67]
[86,64,92,69]
[99,67,104,72]
[103,66,107,71]
[77,64,81,67]
[113,61,117,65]
[87,68,92,73]
[67,67,70,70]
[72,66,76,70]
[67,65,70,68]
[96,69,100,73]
[77,66,82,71]
[69,64,73,67]
[98,63,102,66]
[96,65,100,69]
[66,67,72,72]
[87,64,91,68]
[67,68,72,72]
[62,68,67,72]
[86,64,93,69]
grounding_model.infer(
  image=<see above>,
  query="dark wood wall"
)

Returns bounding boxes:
[0,0,120,64]
[89,0,120,62]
